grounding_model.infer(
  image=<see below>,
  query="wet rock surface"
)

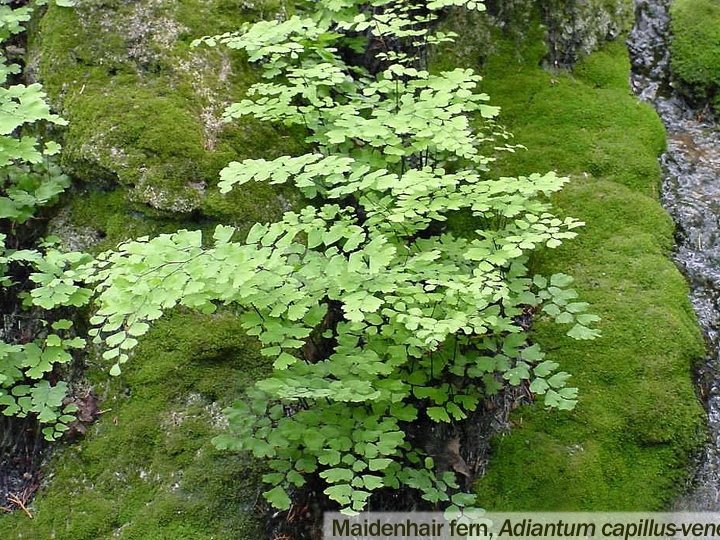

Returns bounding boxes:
[629,0,720,510]
[483,0,634,68]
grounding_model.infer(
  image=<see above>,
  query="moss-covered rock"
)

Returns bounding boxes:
[0,312,270,539]
[1,2,307,536]
[437,14,705,510]
[51,188,188,251]
[670,0,720,111]
[29,0,302,219]
[481,0,634,66]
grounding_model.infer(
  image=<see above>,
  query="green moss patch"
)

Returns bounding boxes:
[30,0,302,217]
[670,0,720,110]
[437,20,705,509]
[0,312,269,539]
[477,179,705,510]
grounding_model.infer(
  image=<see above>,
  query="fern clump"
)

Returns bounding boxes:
[53,0,599,512]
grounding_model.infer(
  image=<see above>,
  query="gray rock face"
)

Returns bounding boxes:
[485,0,633,66]
[541,0,634,67]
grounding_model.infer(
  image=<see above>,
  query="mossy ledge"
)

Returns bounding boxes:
[0,1,303,537]
[438,10,706,510]
[669,0,720,112]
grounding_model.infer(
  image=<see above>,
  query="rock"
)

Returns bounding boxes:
[29,0,300,217]
[540,0,634,67]
[443,0,634,71]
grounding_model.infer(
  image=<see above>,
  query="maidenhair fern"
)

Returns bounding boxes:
[44,0,600,512]
[0,0,87,440]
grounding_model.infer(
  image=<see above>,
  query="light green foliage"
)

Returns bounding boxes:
[0,237,92,440]
[56,0,599,514]
[36,0,77,6]
[670,0,720,110]
[0,3,31,43]
[0,0,84,439]
[0,160,69,223]
[0,0,70,222]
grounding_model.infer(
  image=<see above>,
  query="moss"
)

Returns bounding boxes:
[436,15,705,510]
[476,182,705,510]
[468,39,667,197]
[0,312,269,539]
[30,0,302,215]
[670,0,720,109]
[7,0,705,529]
[64,188,188,251]
[572,41,634,89]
